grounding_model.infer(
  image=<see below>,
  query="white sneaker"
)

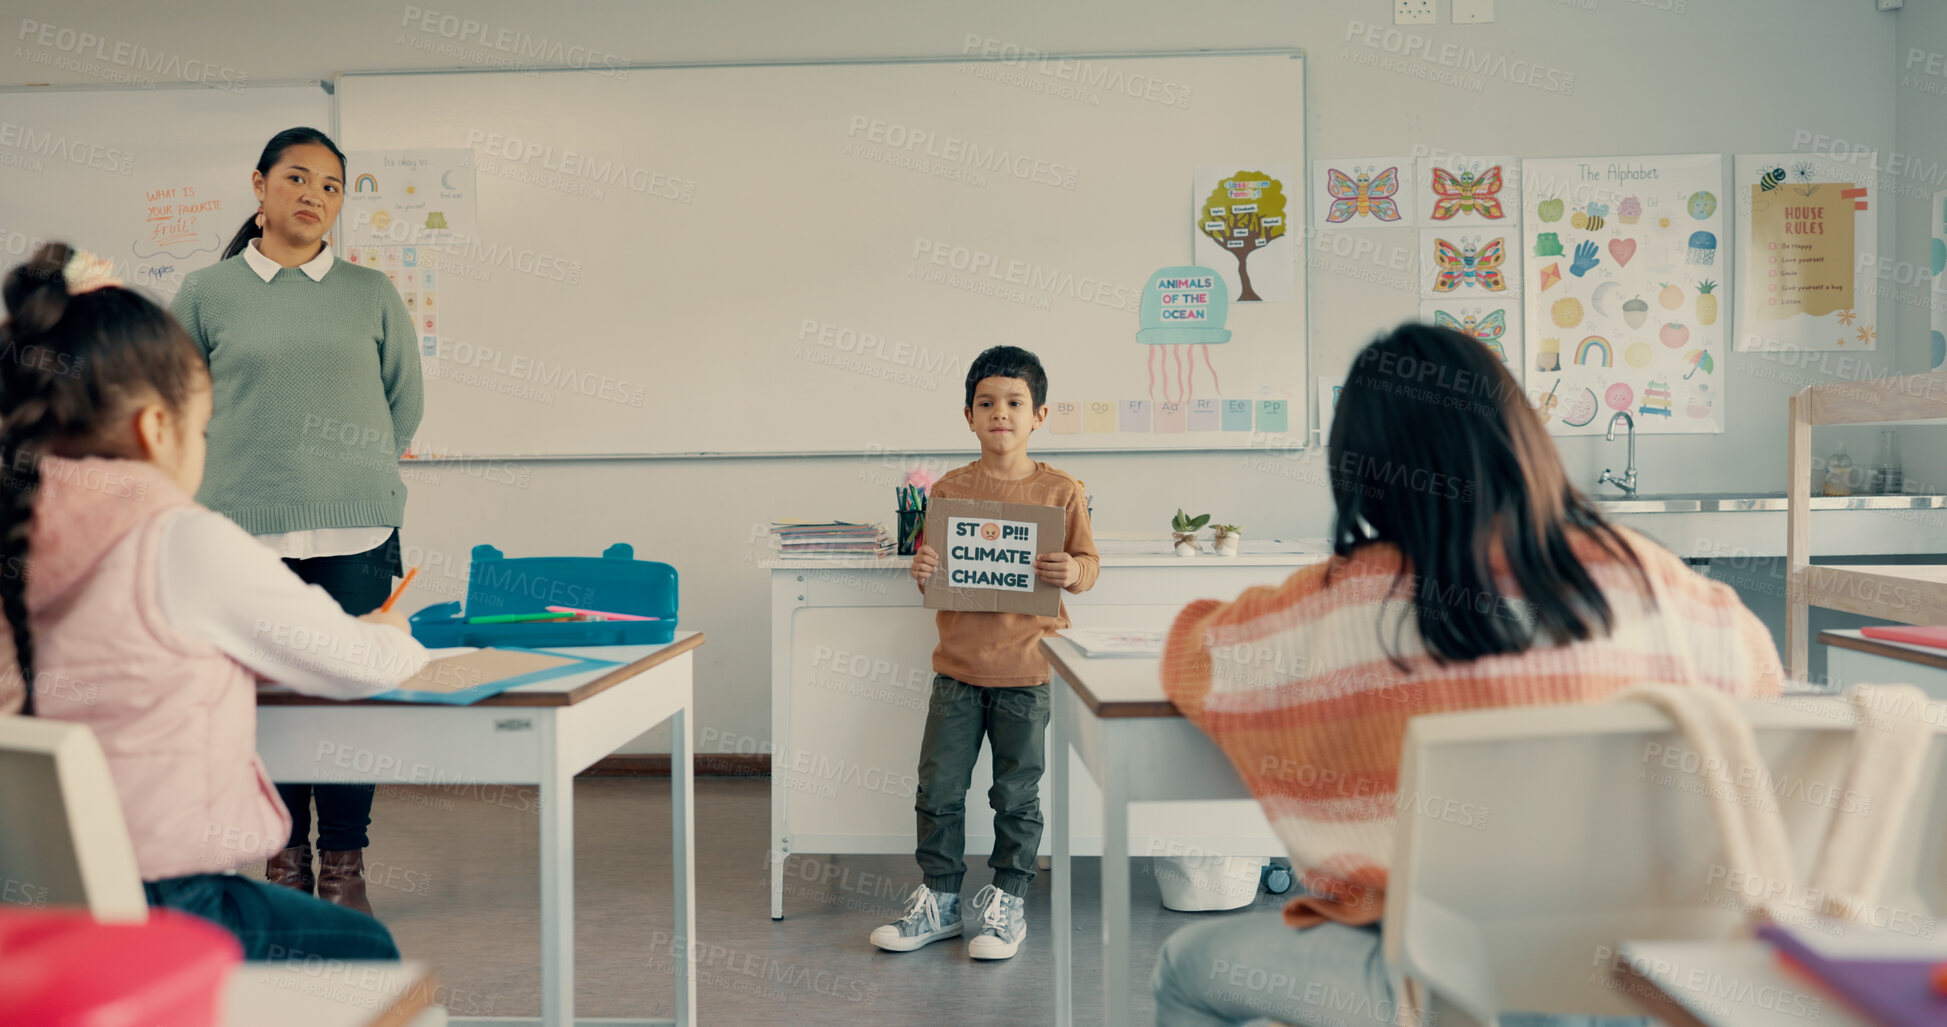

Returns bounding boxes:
[966,884,1026,960]
[869,883,961,952]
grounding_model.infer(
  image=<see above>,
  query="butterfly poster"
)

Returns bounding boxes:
[1418,229,1520,299]
[1733,152,1878,353]
[1416,154,1519,227]
[1419,300,1524,381]
[1311,157,1415,226]
[1522,154,1725,436]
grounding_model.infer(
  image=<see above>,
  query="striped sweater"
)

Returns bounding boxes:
[1161,526,1782,928]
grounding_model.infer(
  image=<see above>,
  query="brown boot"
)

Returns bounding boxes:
[316,849,374,917]
[265,844,314,895]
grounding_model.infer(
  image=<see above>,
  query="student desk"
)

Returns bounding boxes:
[1612,941,1874,1027]
[257,634,704,1027]
[1041,636,1277,1027]
[1821,628,1947,698]
[225,960,444,1026]
[764,538,1321,920]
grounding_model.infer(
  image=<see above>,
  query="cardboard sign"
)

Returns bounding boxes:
[922,498,1067,616]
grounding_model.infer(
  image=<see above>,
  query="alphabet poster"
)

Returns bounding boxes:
[1521,154,1726,436]
[921,498,1066,616]
[1734,153,1877,352]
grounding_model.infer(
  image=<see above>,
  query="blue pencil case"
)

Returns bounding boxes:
[409,543,678,647]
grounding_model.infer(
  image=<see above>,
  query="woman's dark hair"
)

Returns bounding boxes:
[0,243,208,714]
[220,127,348,260]
[964,345,1048,408]
[1327,321,1652,666]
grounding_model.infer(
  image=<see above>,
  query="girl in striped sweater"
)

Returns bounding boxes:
[1151,323,1781,1026]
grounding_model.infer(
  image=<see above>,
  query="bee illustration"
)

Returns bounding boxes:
[1759,167,1786,192]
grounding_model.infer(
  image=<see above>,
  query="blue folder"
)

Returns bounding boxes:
[370,647,623,705]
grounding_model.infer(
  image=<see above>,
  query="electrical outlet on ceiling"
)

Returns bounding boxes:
[1453,0,1494,22]
[1395,0,1437,25]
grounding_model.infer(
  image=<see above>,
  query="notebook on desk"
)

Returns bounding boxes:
[1757,921,1947,1027]
[371,648,622,705]
[1860,625,1947,651]
[1059,629,1164,659]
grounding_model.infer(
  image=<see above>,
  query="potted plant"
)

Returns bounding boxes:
[1171,509,1209,557]
[1212,523,1243,557]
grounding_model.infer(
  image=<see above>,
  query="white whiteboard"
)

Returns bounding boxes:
[0,83,331,301]
[334,54,1306,458]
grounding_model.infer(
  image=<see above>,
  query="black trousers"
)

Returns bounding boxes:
[276,530,402,851]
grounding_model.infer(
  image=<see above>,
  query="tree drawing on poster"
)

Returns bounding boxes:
[1733,153,1877,353]
[1193,167,1294,302]
[1522,154,1725,436]
[1419,300,1524,380]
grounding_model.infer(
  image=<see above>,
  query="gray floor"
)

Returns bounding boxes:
[294,777,1289,1024]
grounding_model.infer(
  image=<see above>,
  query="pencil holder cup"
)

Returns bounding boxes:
[897,508,925,556]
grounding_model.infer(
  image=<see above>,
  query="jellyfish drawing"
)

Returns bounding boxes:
[1137,266,1233,403]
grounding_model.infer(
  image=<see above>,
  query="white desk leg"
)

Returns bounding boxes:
[1052,683,1073,1027]
[670,704,697,1027]
[1100,738,1131,1027]
[539,721,575,1027]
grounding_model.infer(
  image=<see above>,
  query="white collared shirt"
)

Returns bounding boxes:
[239,238,393,562]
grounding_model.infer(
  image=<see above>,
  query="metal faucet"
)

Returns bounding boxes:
[1597,411,1638,497]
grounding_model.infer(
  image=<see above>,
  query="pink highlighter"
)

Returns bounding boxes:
[544,605,662,622]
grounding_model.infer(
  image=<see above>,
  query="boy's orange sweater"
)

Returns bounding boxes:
[1161,527,1782,927]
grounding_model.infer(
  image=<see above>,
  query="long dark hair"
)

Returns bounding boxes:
[0,243,208,714]
[220,127,348,260]
[1327,322,1652,665]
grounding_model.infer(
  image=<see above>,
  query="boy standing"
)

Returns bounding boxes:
[870,346,1099,960]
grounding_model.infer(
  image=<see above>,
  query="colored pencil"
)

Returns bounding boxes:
[378,566,419,613]
[468,612,576,624]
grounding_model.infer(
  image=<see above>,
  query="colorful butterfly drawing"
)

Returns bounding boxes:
[1429,165,1506,221]
[1434,309,1508,360]
[1326,166,1401,223]
[1431,237,1508,293]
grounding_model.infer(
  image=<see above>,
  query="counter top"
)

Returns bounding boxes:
[1592,492,1947,514]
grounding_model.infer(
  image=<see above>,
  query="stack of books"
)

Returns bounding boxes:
[770,521,892,557]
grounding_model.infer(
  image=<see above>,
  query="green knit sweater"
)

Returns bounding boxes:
[172,254,424,534]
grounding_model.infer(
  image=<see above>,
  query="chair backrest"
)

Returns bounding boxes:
[1385,697,1947,1024]
[0,716,148,921]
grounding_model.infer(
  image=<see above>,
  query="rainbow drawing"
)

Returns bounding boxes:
[1574,335,1612,367]
[354,173,378,193]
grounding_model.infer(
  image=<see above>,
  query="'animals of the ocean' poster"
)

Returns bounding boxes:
[1522,154,1725,436]
[1733,152,1877,353]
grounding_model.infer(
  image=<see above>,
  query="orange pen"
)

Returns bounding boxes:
[378,566,420,614]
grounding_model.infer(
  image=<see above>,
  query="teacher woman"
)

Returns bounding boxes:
[172,127,423,917]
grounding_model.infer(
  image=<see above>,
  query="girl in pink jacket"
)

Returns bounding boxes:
[0,243,429,960]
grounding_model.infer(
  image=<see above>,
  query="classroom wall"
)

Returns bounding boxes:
[1,0,1932,752]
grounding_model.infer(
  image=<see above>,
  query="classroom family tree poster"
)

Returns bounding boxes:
[1733,153,1877,353]
[1521,154,1725,436]
[1193,166,1296,302]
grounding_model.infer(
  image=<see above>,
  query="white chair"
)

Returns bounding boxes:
[0,715,148,920]
[1384,697,1947,1026]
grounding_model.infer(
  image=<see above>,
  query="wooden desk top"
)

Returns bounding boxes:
[225,959,436,1027]
[258,631,704,708]
[1040,636,1180,719]
[1820,628,1947,673]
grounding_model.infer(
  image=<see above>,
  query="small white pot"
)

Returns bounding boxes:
[1173,538,1200,558]
[1215,535,1240,557]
